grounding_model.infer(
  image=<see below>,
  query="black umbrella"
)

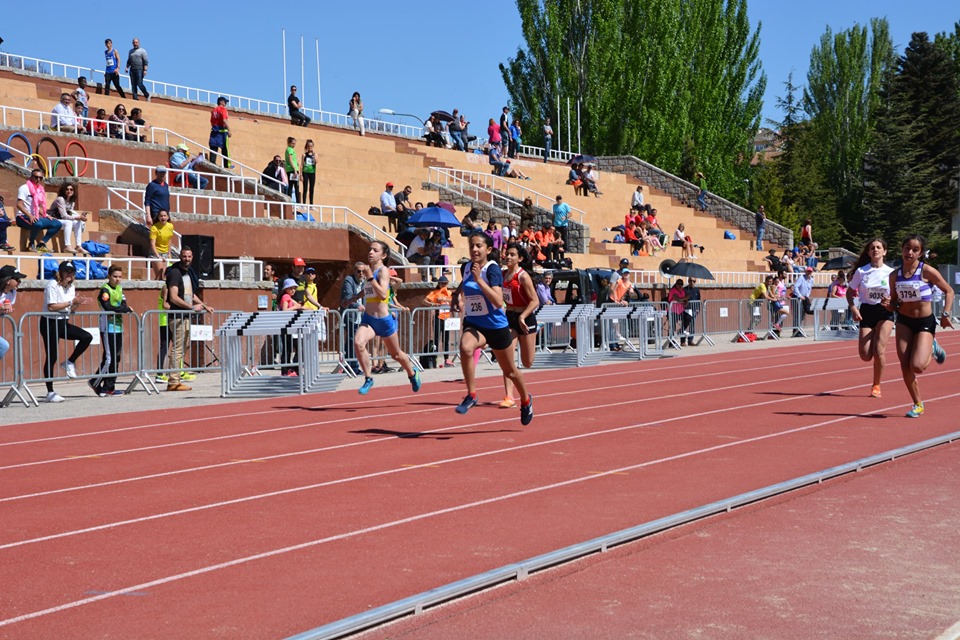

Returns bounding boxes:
[820,255,856,271]
[669,260,715,281]
[566,154,597,165]
[431,110,455,123]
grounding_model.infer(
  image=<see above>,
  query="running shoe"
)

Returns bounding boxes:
[36,243,49,252]
[180,371,197,381]
[410,372,421,393]
[155,373,169,383]
[45,391,65,403]
[455,393,478,414]
[933,340,946,365]
[498,397,516,409]
[905,403,924,418]
[520,395,534,426]
[870,385,882,398]
[110,390,125,396]
[61,361,77,379]
[358,377,374,395]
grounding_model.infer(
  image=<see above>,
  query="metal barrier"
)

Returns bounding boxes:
[597,302,666,359]
[812,298,859,341]
[244,308,345,377]
[339,308,422,374]
[1,314,34,407]
[18,310,149,401]
[140,309,239,382]
[408,306,461,369]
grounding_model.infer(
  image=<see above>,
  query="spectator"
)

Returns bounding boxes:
[0,265,23,360]
[48,183,88,256]
[631,185,645,211]
[503,161,530,180]
[282,257,308,306]
[72,76,90,118]
[406,228,432,266]
[748,275,772,331]
[448,109,464,150]
[73,102,90,135]
[552,195,571,254]
[170,143,209,190]
[499,106,511,153]
[641,222,665,254]
[16,169,62,252]
[209,96,232,168]
[0,195,12,252]
[287,86,311,127]
[502,219,519,243]
[284,136,301,203]
[695,171,708,211]
[302,139,317,204]
[89,265,133,396]
[460,115,476,149]
[536,271,555,304]
[143,166,170,225]
[667,278,687,341]
[488,144,509,176]
[768,274,790,332]
[50,93,81,133]
[682,278,701,345]
[486,118,501,149]
[508,119,522,158]
[782,249,802,273]
[672,223,696,260]
[611,265,636,305]
[125,37,150,102]
[536,223,563,263]
[519,196,536,230]
[126,107,147,142]
[91,108,108,137]
[583,164,603,197]
[40,262,93,403]
[164,247,214,391]
[827,269,850,328]
[103,39,125,98]
[763,248,783,275]
[423,115,445,147]
[460,208,482,236]
[380,182,398,232]
[755,205,766,251]
[261,154,287,193]
[395,185,413,213]
[484,221,503,253]
[339,262,365,374]
[149,210,175,280]
[425,276,454,366]
[623,221,645,255]
[799,218,813,247]
[108,103,132,139]
[791,266,815,336]
[542,117,553,162]
[348,92,365,136]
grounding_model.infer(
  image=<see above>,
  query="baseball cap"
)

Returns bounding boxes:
[292,257,306,267]
[175,143,189,151]
[304,267,316,274]
[438,275,449,284]
[805,266,814,273]
[0,265,26,280]
[217,96,228,104]
[155,165,167,173]
[619,258,630,267]
[281,278,297,290]
[388,268,398,277]
[386,182,394,188]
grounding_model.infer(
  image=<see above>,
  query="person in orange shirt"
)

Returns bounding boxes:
[424,275,454,366]
[611,266,635,305]
[535,224,561,262]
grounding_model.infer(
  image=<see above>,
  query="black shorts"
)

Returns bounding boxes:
[463,320,514,351]
[896,313,937,335]
[859,303,894,329]
[506,310,538,335]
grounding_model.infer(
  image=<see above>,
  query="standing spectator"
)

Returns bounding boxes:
[0,266,24,361]
[406,228,433,267]
[552,195,571,255]
[791,266,815,336]
[287,86,311,126]
[425,275,454,365]
[755,205,767,251]
[261,154,287,193]
[89,266,133,396]
[448,109,464,150]
[149,210,175,280]
[748,275,771,331]
[284,136,301,203]
[16,169,62,252]
[302,267,323,310]
[499,106,511,154]
[460,115,475,149]
[48,183,88,256]
[170,143,209,190]
[695,171,708,211]
[72,77,89,118]
[143,166,170,225]
[164,247,212,391]
[209,96,231,168]
[125,37,150,102]
[484,221,503,253]
[543,117,553,162]
[40,262,93,403]
[800,218,814,248]
[667,278,687,342]
[73,102,91,135]
[340,262,365,374]
[0,195,13,252]
[348,92,365,136]
[682,278,701,346]
[519,197,536,230]
[103,39,125,97]
[508,119,522,158]
[50,93,81,133]
[301,139,317,205]
[487,118,501,149]
[380,182,398,232]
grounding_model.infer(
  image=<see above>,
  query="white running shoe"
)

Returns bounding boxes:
[46,392,65,403]
[61,361,77,379]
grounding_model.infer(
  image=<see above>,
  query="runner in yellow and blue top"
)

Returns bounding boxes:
[451,232,533,425]
[353,241,420,395]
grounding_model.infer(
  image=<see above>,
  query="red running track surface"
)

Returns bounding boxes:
[1,336,959,638]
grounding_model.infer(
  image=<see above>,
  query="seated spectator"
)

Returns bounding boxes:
[395,202,413,230]
[583,163,603,197]
[764,248,783,274]
[519,196,536,229]
[261,154,287,193]
[170,143,209,189]
[380,182,398,232]
[395,185,413,212]
[48,183,89,256]
[502,219,519,243]
[287,86,311,126]
[782,249,802,273]
[460,115,476,148]
[16,169,62,252]
[0,194,13,252]
[503,161,530,180]
[72,101,90,135]
[535,223,563,263]
[406,228,433,266]
[672,223,696,260]
[488,145,509,176]
[50,93,82,133]
[91,108,109,137]
[423,115,445,147]
[460,208,482,236]
[128,107,147,142]
[567,162,586,196]
[623,221,645,255]
[640,222,664,254]
[108,104,132,139]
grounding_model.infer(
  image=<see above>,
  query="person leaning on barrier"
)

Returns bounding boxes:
[89,265,133,397]
[41,262,93,403]
[0,265,25,361]
[164,247,213,392]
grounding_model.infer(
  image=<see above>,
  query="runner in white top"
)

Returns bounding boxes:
[846,238,895,398]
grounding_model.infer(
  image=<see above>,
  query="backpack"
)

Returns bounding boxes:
[421,340,438,369]
[723,230,736,240]
[81,240,110,256]
[41,255,59,279]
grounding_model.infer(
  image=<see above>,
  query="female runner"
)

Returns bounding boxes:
[886,235,954,417]
[451,233,533,425]
[846,238,895,397]
[498,244,539,408]
[353,241,420,395]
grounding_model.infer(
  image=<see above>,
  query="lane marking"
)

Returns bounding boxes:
[4,388,959,629]
[935,620,960,640]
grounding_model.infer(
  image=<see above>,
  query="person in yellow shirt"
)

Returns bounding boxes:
[149,210,174,280]
[302,267,323,310]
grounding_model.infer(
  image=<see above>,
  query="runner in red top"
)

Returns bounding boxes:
[499,244,540,409]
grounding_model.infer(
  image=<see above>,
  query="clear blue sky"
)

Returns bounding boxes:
[0,1,956,139]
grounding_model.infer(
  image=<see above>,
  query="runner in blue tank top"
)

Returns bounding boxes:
[886,234,954,417]
[451,232,533,425]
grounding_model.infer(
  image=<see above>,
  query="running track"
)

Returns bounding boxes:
[2,335,959,638]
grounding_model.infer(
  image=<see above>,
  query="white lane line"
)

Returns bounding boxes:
[0,342,855,448]
[0,365,910,550]
[0,353,859,476]
[3,387,958,629]
[935,620,960,640]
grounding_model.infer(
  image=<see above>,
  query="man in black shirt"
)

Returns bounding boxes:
[287,85,311,127]
[164,247,213,391]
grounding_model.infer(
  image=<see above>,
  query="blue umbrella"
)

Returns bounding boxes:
[406,206,462,228]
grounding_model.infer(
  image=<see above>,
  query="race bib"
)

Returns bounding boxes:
[866,286,887,303]
[502,288,514,305]
[896,281,921,302]
[363,281,376,297]
[464,295,489,317]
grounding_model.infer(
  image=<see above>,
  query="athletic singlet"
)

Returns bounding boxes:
[502,267,532,309]
[461,261,508,330]
[849,263,893,306]
[363,267,389,306]
[896,262,934,303]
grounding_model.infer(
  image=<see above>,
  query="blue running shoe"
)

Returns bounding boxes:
[358,377,374,395]
[933,340,946,365]
[906,403,924,418]
[455,393,478,414]
[410,372,421,392]
[520,395,534,426]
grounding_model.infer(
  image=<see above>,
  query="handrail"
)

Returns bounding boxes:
[427,167,586,225]
[0,51,423,139]
[104,187,183,254]
[147,127,268,186]
[1,253,260,282]
[0,103,146,141]
[517,143,577,163]
[48,155,248,192]
[620,268,835,287]
[0,139,32,165]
